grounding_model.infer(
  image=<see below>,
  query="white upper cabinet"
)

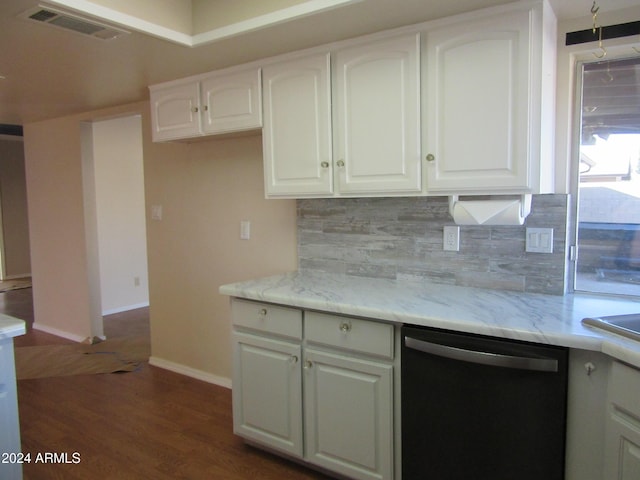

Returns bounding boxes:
[262,53,333,197]
[150,67,262,142]
[201,68,262,135]
[422,1,556,194]
[149,0,556,196]
[150,82,202,141]
[263,34,421,199]
[334,34,421,195]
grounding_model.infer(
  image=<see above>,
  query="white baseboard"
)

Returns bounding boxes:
[32,322,86,343]
[148,356,232,389]
[102,302,150,316]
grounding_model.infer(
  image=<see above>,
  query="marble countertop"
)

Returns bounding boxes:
[0,313,26,340]
[220,271,640,367]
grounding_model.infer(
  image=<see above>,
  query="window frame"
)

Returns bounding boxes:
[570,51,640,298]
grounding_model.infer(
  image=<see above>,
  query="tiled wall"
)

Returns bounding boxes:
[298,194,569,295]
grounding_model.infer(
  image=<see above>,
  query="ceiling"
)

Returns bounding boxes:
[1,0,639,125]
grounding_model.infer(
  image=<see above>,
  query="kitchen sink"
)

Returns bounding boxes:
[582,313,640,342]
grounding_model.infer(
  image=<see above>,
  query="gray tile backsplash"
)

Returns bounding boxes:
[298,194,569,295]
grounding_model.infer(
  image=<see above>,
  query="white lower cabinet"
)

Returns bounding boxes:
[0,338,22,480]
[231,299,303,457]
[304,348,393,480]
[604,361,640,480]
[232,332,303,457]
[564,350,610,480]
[231,298,395,480]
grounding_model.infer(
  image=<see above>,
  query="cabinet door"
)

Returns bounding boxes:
[334,34,421,195]
[150,82,202,141]
[263,53,333,197]
[423,10,532,193]
[304,348,393,480]
[604,361,640,480]
[201,68,262,134]
[617,437,640,480]
[232,332,303,458]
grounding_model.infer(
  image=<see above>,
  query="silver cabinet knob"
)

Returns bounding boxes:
[290,355,299,364]
[336,160,345,167]
[321,161,330,168]
[339,322,351,333]
[259,308,267,317]
[303,360,313,369]
[425,153,435,162]
[192,106,199,113]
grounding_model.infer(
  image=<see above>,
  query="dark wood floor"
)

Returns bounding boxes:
[6,288,332,480]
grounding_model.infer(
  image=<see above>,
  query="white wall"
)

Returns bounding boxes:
[24,101,297,375]
[25,114,98,342]
[92,115,149,315]
[145,131,297,385]
[81,121,104,340]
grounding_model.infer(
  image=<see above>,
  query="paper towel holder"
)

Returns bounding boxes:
[448,194,532,226]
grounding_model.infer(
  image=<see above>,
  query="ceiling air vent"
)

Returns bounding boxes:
[20,5,129,41]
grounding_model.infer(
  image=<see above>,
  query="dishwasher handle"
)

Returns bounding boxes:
[404,336,558,373]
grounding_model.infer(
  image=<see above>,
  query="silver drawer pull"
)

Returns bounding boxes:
[339,322,351,333]
[259,308,267,317]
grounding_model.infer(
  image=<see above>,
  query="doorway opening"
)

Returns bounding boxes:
[0,135,31,283]
[81,114,149,340]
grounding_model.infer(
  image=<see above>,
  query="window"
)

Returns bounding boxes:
[575,57,640,297]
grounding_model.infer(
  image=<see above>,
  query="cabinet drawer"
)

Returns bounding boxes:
[305,311,394,359]
[231,299,302,340]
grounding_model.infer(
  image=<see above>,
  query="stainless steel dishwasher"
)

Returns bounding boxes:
[401,325,569,480]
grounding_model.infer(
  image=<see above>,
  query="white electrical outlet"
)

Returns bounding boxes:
[443,226,460,252]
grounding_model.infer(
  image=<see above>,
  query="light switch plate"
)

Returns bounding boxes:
[526,227,553,253]
[240,220,251,240]
[151,205,162,221]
